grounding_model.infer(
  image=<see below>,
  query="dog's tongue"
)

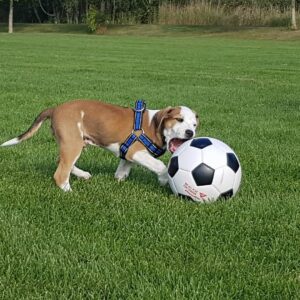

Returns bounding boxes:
[169,138,185,153]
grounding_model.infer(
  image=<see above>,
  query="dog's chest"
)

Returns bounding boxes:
[105,143,120,157]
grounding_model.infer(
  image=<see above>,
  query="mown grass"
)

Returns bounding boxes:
[0,30,299,298]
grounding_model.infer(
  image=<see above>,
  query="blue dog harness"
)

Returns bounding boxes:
[120,100,165,160]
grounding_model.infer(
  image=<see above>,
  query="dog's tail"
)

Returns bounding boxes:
[1,108,54,147]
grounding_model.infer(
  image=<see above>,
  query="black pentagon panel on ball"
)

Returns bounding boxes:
[227,153,240,173]
[168,156,179,178]
[192,163,215,186]
[220,189,233,200]
[190,138,212,149]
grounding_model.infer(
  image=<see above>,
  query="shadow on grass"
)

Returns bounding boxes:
[1,23,295,39]
[0,23,88,34]
[1,23,299,40]
[32,155,169,194]
[87,160,168,191]
[104,24,267,36]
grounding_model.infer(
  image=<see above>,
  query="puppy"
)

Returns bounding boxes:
[1,100,199,191]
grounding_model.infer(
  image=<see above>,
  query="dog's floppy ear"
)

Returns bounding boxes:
[153,106,176,132]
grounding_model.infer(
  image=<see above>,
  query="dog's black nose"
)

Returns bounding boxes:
[185,129,194,138]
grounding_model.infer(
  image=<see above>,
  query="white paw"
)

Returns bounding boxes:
[115,172,129,182]
[72,166,92,180]
[80,171,92,180]
[158,173,169,186]
[60,181,72,192]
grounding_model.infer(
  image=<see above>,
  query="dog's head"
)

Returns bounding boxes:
[154,106,199,153]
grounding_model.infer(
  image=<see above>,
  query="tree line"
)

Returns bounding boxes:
[1,0,298,31]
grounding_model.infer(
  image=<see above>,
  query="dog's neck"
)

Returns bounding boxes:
[149,110,167,150]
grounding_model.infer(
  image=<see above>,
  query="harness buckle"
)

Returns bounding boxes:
[134,107,145,112]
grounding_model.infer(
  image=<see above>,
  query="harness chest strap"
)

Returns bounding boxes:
[119,100,165,160]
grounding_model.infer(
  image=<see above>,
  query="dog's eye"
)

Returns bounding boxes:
[193,124,197,127]
[176,118,184,123]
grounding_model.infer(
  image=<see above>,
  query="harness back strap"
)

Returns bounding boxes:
[120,100,165,160]
[133,100,144,131]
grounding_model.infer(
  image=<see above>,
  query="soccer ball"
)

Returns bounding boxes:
[168,137,242,203]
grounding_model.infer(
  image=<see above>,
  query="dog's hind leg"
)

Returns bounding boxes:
[54,141,84,192]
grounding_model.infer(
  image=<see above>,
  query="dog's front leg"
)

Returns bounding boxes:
[115,159,132,181]
[132,150,168,186]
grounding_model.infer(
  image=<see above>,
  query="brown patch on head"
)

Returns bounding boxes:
[153,106,181,133]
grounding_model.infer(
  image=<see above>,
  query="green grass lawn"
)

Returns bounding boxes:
[0,29,299,298]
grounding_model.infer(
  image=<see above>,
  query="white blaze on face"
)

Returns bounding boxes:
[163,106,198,153]
[179,106,198,135]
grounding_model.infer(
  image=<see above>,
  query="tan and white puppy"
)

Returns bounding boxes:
[1,100,199,191]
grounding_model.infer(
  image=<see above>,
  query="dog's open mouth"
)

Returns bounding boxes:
[168,138,189,153]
